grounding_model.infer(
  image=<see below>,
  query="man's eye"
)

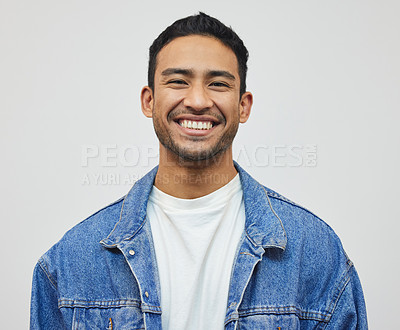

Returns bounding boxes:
[210,82,229,88]
[168,80,187,85]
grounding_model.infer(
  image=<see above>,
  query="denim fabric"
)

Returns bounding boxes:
[30,163,367,329]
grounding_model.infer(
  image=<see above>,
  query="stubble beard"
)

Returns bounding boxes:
[152,107,240,164]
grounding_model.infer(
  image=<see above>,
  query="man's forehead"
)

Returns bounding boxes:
[154,35,239,77]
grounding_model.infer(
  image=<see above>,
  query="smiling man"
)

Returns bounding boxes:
[30,13,367,329]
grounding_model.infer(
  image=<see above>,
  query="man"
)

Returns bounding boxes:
[30,13,367,329]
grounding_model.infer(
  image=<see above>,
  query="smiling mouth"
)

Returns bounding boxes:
[178,119,215,130]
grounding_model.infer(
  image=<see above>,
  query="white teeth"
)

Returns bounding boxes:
[179,120,214,130]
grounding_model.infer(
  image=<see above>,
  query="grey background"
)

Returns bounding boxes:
[1,0,399,328]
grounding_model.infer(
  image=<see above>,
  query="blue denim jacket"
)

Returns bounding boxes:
[30,163,367,329]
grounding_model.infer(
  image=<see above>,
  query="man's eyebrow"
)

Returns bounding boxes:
[161,68,194,76]
[160,68,236,81]
[206,70,236,81]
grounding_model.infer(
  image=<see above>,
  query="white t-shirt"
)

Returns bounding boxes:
[147,174,245,329]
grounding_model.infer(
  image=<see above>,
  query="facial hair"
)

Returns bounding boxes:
[152,107,240,162]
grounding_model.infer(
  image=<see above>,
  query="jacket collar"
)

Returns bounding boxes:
[235,162,287,250]
[100,162,287,250]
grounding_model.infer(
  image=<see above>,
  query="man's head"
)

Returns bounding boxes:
[141,13,252,164]
[148,12,249,97]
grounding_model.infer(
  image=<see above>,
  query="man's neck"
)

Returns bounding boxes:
[154,148,237,199]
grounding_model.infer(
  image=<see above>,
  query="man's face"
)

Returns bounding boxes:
[142,35,251,162]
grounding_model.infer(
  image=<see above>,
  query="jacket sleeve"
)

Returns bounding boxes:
[30,260,67,330]
[325,265,368,329]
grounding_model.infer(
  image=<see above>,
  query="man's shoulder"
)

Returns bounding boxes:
[34,194,142,302]
[61,196,125,244]
[262,184,319,219]
[262,184,338,237]
[259,183,351,264]
[237,163,344,253]
[38,196,126,268]
[243,183,363,324]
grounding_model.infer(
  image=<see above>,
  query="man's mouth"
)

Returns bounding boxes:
[178,119,215,130]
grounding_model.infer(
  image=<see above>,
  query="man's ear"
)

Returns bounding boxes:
[141,86,154,118]
[239,92,253,123]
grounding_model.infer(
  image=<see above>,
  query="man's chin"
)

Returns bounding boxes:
[163,145,230,167]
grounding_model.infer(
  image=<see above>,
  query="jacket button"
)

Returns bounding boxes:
[129,250,135,256]
[145,291,149,297]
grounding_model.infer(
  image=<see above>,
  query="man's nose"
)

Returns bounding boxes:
[182,85,213,111]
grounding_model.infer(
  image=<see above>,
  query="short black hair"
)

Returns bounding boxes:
[148,12,249,96]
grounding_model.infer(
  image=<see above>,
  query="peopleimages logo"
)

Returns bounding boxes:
[80,144,317,185]
[81,145,159,167]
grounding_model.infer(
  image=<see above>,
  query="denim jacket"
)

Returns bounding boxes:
[30,163,367,329]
